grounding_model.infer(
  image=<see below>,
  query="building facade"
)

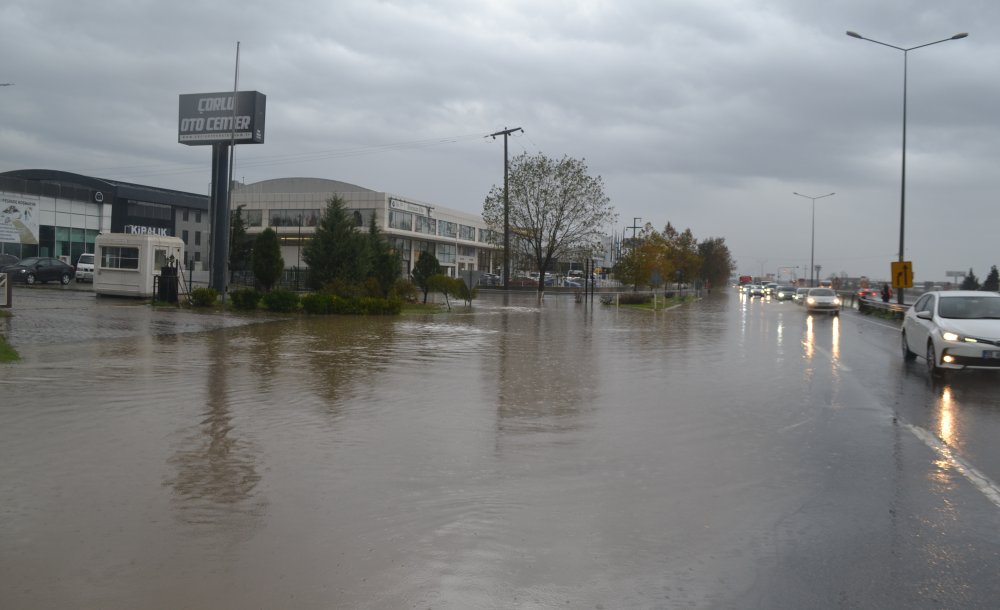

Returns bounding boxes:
[230,177,500,278]
[0,170,210,268]
[1,171,501,281]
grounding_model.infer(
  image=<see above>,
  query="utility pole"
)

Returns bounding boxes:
[629,217,643,241]
[489,126,523,290]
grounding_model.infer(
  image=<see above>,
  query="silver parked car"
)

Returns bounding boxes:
[901,290,1000,377]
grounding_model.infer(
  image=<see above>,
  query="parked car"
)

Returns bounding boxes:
[75,253,95,283]
[805,288,840,316]
[0,253,19,268]
[901,290,1000,377]
[1,256,76,285]
[564,278,583,289]
[774,285,797,301]
[508,276,538,287]
[477,272,501,287]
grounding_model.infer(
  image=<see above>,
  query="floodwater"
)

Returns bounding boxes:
[2,288,981,608]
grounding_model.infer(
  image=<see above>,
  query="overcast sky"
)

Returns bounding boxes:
[2,0,997,283]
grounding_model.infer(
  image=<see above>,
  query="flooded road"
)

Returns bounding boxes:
[3,288,1000,608]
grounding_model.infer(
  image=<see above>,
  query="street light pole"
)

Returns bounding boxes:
[847,30,968,304]
[793,192,835,287]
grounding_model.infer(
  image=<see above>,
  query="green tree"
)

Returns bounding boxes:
[961,268,981,290]
[412,251,441,304]
[367,214,401,298]
[483,153,617,293]
[664,223,701,288]
[697,237,735,289]
[982,265,1000,291]
[614,223,671,291]
[252,228,284,292]
[228,205,253,280]
[302,195,371,292]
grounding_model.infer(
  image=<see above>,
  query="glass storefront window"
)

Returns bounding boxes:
[389,210,413,231]
[414,216,434,235]
[437,243,456,264]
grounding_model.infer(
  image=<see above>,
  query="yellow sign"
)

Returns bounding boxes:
[891,261,913,289]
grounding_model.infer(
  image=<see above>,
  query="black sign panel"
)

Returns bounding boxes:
[178,91,266,146]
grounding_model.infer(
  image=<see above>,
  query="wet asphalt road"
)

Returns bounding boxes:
[2,285,1000,609]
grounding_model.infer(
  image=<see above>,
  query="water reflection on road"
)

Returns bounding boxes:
[4,289,995,608]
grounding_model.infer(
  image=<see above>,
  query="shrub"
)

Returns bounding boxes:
[190,287,218,307]
[619,292,652,305]
[262,289,300,312]
[229,288,261,311]
[392,278,418,303]
[301,293,336,314]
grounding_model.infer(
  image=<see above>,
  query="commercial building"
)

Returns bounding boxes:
[0,170,210,268]
[230,177,501,278]
[1,171,500,280]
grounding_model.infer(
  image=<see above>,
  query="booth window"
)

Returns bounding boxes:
[101,246,140,270]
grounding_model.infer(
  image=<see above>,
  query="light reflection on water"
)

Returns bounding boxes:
[0,290,825,607]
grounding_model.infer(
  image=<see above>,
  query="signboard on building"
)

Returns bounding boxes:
[0,193,40,244]
[178,91,266,146]
[389,198,433,216]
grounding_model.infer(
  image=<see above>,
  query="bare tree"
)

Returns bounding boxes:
[483,153,617,292]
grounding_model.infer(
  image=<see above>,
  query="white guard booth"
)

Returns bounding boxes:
[94,233,186,298]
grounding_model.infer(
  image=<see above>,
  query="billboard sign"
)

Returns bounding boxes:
[0,193,40,245]
[178,91,266,146]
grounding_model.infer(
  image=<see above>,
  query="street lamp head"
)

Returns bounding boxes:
[846,31,863,39]
[952,32,969,40]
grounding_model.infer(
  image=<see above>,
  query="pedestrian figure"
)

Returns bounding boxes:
[881,283,892,303]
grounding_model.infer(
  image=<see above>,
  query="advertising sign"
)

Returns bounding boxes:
[178,91,266,146]
[0,193,40,244]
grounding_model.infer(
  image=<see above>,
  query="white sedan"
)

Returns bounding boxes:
[901,290,1000,377]
[805,288,840,316]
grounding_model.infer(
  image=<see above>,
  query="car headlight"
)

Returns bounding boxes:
[833,297,841,305]
[807,297,815,304]
[941,331,977,343]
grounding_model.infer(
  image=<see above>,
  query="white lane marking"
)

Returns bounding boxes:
[906,423,1000,510]
[810,343,852,372]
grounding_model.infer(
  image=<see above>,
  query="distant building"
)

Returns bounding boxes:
[230,178,501,277]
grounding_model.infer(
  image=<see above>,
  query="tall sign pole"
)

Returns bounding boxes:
[489,127,522,290]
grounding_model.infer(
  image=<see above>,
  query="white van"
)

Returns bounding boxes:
[75,253,95,283]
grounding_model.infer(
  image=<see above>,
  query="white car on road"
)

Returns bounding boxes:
[805,288,840,316]
[901,290,1000,377]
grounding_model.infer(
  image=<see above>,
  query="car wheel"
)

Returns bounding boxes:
[901,332,917,362]
[25,273,36,285]
[60,273,71,285]
[926,341,945,378]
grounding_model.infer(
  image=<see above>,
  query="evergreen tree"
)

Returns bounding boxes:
[412,251,441,304]
[982,265,1000,291]
[252,228,284,291]
[961,268,981,290]
[367,214,401,298]
[301,195,370,292]
[228,205,253,279]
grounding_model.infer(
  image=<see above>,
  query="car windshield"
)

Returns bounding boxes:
[809,289,835,297]
[937,296,1000,319]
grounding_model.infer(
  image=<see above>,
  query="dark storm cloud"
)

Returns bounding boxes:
[1,0,997,281]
